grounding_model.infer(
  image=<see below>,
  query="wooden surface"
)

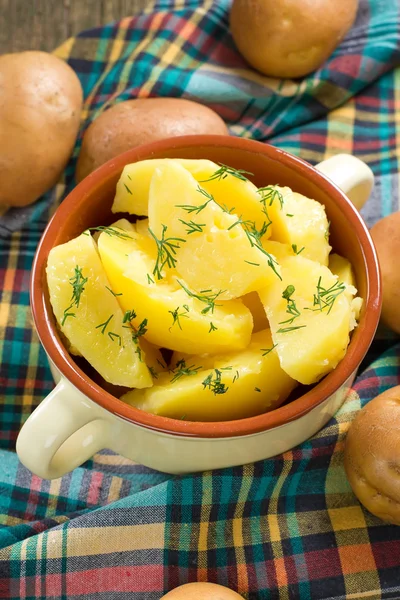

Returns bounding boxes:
[0,0,148,54]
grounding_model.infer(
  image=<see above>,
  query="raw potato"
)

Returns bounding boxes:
[161,582,244,600]
[76,99,229,182]
[0,51,83,207]
[344,386,400,525]
[46,232,152,388]
[230,0,359,78]
[370,212,400,334]
[123,330,296,422]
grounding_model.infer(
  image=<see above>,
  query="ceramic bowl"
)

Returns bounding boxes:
[16,136,381,479]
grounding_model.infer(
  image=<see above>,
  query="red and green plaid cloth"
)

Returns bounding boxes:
[1,0,400,597]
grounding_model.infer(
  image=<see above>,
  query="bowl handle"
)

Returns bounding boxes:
[315,154,374,210]
[16,378,110,480]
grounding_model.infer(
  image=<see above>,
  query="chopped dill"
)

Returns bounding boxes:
[202,369,229,395]
[200,163,253,183]
[84,226,133,240]
[170,359,202,383]
[261,344,278,356]
[123,183,132,195]
[178,219,206,235]
[178,280,225,315]
[148,224,186,280]
[306,277,346,315]
[209,322,218,333]
[292,244,305,255]
[228,218,281,279]
[61,265,88,326]
[257,186,284,209]
[169,306,190,331]
[106,285,122,297]
[279,285,301,326]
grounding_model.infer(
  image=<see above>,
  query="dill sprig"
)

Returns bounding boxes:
[178,219,206,235]
[147,274,155,285]
[132,318,148,343]
[277,325,307,333]
[62,265,88,326]
[202,369,229,395]
[209,322,218,333]
[170,359,202,383]
[292,244,305,255]
[307,277,346,315]
[106,286,122,297]
[278,285,301,326]
[177,280,225,315]
[149,366,158,379]
[84,226,133,240]
[123,309,137,323]
[228,218,281,279]
[169,306,190,331]
[261,344,278,356]
[148,224,186,280]
[176,186,234,215]
[257,186,284,209]
[233,370,240,383]
[95,314,121,345]
[123,183,132,195]
[200,163,253,183]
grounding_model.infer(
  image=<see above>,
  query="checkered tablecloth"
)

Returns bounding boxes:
[1,1,400,597]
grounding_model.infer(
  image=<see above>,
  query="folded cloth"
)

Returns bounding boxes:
[1,0,400,598]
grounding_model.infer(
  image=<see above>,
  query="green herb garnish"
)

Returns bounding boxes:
[261,344,278,356]
[292,244,305,255]
[202,369,229,395]
[233,370,240,383]
[307,277,346,315]
[200,163,253,183]
[123,183,132,195]
[169,306,190,331]
[277,325,307,333]
[132,318,148,342]
[178,219,206,235]
[106,286,123,297]
[148,224,186,280]
[147,273,155,285]
[255,387,261,392]
[228,218,280,279]
[244,260,260,266]
[209,322,218,333]
[279,285,301,326]
[149,366,158,379]
[123,309,137,323]
[170,359,202,383]
[257,186,284,209]
[177,280,225,315]
[96,314,113,334]
[84,226,133,240]
[61,265,88,326]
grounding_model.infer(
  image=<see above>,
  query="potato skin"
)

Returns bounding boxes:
[230,0,359,79]
[344,386,400,525]
[0,51,83,207]
[161,582,243,599]
[76,98,229,182]
[370,212,400,334]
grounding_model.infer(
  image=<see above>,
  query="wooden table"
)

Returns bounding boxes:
[0,0,148,54]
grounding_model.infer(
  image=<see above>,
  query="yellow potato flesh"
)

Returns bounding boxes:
[122,330,296,421]
[112,158,268,229]
[147,162,280,299]
[329,253,356,287]
[267,186,331,265]
[46,232,152,388]
[97,226,253,354]
[259,255,355,385]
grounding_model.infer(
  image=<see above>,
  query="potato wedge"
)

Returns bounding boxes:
[46,232,152,388]
[122,329,296,421]
[97,224,253,354]
[259,255,356,384]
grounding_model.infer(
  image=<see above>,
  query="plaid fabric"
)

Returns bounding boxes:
[1,0,400,597]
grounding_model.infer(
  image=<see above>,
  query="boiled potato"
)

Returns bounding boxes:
[46,232,152,388]
[370,212,400,334]
[344,386,400,525]
[329,253,356,287]
[113,158,267,228]
[230,0,359,79]
[76,99,228,182]
[0,51,82,207]
[241,292,268,332]
[148,162,280,299]
[122,330,296,421]
[259,255,357,384]
[97,223,253,354]
[267,186,331,265]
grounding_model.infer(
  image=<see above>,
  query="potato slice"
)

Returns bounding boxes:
[97,225,253,354]
[329,253,356,287]
[259,255,355,385]
[46,232,152,388]
[112,158,267,229]
[122,330,296,421]
[265,185,331,265]
[148,162,280,299]
[241,292,268,332]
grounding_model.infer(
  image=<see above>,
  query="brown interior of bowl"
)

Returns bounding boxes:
[31,135,381,438]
